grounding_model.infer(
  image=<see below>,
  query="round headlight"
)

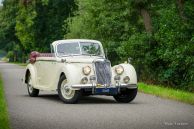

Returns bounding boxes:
[115,65,124,75]
[123,76,130,83]
[83,66,91,75]
[81,77,88,84]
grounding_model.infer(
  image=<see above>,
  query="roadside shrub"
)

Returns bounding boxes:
[6,51,14,62]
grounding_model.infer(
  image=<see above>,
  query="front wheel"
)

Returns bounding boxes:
[113,88,137,103]
[58,75,81,104]
[27,74,39,97]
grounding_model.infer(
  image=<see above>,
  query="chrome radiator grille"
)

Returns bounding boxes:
[94,59,111,86]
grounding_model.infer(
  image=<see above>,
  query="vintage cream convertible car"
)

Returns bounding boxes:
[24,39,137,103]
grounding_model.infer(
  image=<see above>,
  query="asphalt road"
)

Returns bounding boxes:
[0,62,194,129]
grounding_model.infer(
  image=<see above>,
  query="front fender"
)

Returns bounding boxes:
[60,63,94,86]
[112,63,137,84]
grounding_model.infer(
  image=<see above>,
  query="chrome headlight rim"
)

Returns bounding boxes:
[115,65,124,75]
[82,66,91,75]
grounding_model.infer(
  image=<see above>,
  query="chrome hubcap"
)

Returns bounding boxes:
[61,80,75,99]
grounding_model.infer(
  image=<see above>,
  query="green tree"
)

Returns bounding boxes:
[15,0,76,52]
[0,0,20,51]
[66,0,144,64]
[15,0,37,51]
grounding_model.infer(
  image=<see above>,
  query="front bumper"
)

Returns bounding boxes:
[71,83,137,95]
[71,83,137,89]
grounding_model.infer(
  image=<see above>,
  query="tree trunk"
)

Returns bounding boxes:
[140,8,152,33]
[177,0,186,20]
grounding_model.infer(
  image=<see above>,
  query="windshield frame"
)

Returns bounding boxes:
[55,41,105,58]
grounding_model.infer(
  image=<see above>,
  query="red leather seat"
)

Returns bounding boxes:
[29,51,40,64]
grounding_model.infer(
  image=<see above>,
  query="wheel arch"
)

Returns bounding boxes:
[24,64,36,86]
[60,72,66,79]
[58,72,66,85]
[25,69,30,83]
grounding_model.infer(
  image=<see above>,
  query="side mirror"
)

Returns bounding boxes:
[128,57,132,64]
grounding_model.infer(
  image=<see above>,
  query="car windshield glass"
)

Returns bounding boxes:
[57,42,103,56]
[80,42,102,56]
[57,42,80,56]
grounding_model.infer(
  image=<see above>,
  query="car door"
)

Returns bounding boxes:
[41,59,57,89]
[34,60,45,88]
[40,46,58,90]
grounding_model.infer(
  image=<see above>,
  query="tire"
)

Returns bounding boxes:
[113,88,137,103]
[27,73,39,97]
[58,75,81,104]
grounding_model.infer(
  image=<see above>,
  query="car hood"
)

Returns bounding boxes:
[64,56,105,63]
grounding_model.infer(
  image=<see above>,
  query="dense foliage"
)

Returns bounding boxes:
[0,0,193,91]
[0,0,76,61]
[65,0,194,91]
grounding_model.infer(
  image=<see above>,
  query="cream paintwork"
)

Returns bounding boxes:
[112,64,137,85]
[24,39,137,91]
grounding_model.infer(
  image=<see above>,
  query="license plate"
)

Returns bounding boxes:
[102,88,110,92]
[95,88,109,93]
[95,88,118,94]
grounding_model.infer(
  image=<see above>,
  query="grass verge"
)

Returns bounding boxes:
[0,74,10,129]
[138,82,194,105]
[11,62,27,67]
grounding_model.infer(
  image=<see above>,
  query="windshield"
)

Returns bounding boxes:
[57,42,103,56]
